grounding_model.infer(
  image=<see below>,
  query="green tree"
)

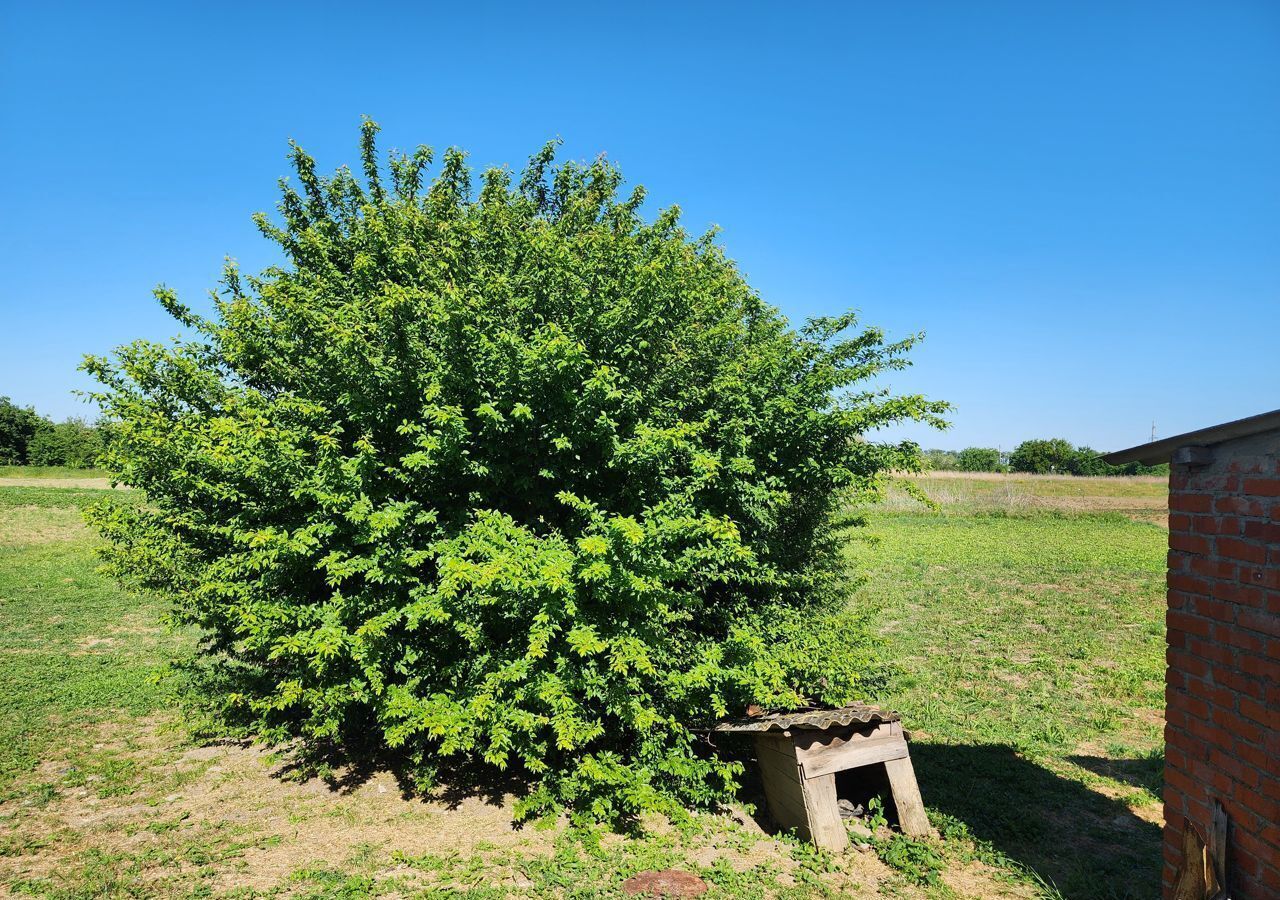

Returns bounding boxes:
[922,448,959,471]
[84,122,948,823]
[955,447,1001,472]
[1068,446,1168,477]
[0,397,50,465]
[1065,445,1104,476]
[28,418,102,468]
[1009,438,1077,474]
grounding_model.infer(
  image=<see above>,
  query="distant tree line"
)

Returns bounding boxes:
[924,438,1167,476]
[0,397,103,468]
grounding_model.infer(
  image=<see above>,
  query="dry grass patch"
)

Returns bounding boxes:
[0,477,117,490]
[0,506,88,547]
[881,471,1168,520]
[0,717,1039,898]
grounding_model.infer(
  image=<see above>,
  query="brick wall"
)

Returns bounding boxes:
[1164,428,1280,898]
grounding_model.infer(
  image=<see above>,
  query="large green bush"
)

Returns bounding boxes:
[0,397,48,465]
[85,122,947,822]
[1010,439,1167,477]
[27,418,102,468]
[921,448,959,471]
[955,447,1002,472]
[1008,438,1077,474]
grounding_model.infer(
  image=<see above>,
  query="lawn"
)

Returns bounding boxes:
[0,467,110,480]
[0,474,1167,898]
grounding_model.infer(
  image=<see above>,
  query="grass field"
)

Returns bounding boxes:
[0,473,1168,898]
[0,467,114,490]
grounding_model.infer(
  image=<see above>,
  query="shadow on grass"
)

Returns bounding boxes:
[177,657,533,813]
[270,740,531,811]
[911,743,1161,900]
[1067,750,1164,798]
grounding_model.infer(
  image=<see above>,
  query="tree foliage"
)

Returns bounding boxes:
[955,447,1002,472]
[921,448,958,471]
[84,122,947,822]
[1009,439,1166,477]
[28,418,103,468]
[1008,438,1078,474]
[0,397,47,465]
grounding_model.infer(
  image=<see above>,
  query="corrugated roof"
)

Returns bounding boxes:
[712,703,898,733]
[1103,409,1280,466]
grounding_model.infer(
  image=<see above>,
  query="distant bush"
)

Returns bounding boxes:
[955,447,1002,472]
[1010,439,1167,477]
[1071,446,1167,477]
[922,449,959,471]
[28,418,103,468]
[85,123,948,824]
[0,397,47,465]
[1009,438,1077,474]
[1115,460,1169,477]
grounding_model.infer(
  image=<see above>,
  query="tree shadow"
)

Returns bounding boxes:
[727,735,1162,899]
[265,738,530,812]
[910,743,1161,900]
[1067,750,1163,797]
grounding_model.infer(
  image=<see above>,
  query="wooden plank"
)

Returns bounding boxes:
[884,755,931,837]
[799,737,909,779]
[755,736,804,777]
[793,721,901,757]
[1209,801,1227,893]
[800,772,848,851]
[792,722,904,778]
[764,778,813,826]
[753,736,808,836]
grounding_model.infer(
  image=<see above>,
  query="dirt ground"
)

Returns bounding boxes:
[0,716,1039,898]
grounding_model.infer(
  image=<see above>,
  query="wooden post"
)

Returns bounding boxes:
[883,755,931,837]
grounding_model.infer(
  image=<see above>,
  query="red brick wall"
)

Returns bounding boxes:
[1164,429,1280,898]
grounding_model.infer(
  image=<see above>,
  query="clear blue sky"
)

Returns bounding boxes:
[2,1,1277,452]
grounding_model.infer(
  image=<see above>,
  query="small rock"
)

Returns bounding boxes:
[837,799,864,819]
[846,819,873,840]
[377,783,387,794]
[622,870,708,897]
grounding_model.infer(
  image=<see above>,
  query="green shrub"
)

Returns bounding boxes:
[1008,438,1077,474]
[27,419,102,468]
[0,397,49,465]
[1070,445,1167,477]
[1010,439,1168,477]
[955,447,1001,472]
[84,122,947,823]
[921,448,959,471]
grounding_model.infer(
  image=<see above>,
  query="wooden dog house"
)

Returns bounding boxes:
[716,704,930,850]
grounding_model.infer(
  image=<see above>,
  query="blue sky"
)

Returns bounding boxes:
[1,1,1277,452]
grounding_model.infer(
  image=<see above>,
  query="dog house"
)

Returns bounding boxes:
[715,703,930,850]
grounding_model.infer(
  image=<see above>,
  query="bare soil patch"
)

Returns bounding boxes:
[0,718,1033,897]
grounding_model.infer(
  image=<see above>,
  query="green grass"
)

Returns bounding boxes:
[0,466,109,480]
[0,476,1168,898]
[0,484,131,511]
[855,507,1165,898]
[0,486,172,795]
[883,472,1166,520]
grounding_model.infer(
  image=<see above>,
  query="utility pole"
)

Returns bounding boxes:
[1150,420,1156,443]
